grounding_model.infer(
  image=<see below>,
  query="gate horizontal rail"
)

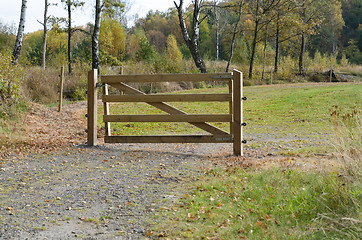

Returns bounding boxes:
[101,73,233,83]
[102,93,232,102]
[104,135,233,144]
[87,70,245,156]
[103,114,232,123]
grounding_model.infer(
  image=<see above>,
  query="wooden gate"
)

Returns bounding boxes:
[87,69,246,156]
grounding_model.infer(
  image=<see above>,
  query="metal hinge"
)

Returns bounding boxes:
[211,75,233,79]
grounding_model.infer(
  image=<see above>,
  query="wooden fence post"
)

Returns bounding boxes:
[87,69,98,146]
[233,69,243,156]
[58,66,64,112]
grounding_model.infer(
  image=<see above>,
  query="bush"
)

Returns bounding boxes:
[0,53,25,119]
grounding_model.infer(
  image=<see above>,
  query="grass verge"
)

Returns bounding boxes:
[150,167,361,239]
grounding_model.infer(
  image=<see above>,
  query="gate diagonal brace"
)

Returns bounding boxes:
[106,82,229,136]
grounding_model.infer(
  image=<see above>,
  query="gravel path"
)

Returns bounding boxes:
[0,141,233,239]
[0,95,336,239]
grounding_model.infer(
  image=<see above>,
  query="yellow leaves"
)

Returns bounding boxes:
[99,17,126,61]
[256,220,267,229]
[145,230,153,237]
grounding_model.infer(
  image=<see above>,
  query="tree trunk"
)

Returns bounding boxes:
[42,0,49,69]
[92,0,101,72]
[274,11,280,73]
[332,21,335,56]
[67,2,72,74]
[248,19,259,79]
[299,33,306,75]
[226,2,242,73]
[214,0,219,61]
[175,0,207,73]
[262,25,268,80]
[12,0,27,64]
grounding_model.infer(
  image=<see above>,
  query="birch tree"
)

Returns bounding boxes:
[92,0,125,72]
[174,0,207,73]
[93,0,101,72]
[213,0,220,60]
[12,0,27,64]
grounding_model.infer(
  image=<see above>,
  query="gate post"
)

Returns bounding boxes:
[233,69,243,156]
[87,69,98,146]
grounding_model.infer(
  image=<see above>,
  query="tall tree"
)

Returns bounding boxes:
[39,0,57,69]
[174,0,207,73]
[93,0,101,72]
[12,0,27,64]
[61,0,85,74]
[226,0,244,72]
[261,24,268,79]
[213,0,220,60]
[271,0,299,73]
[92,0,125,72]
[248,0,282,78]
[295,0,325,75]
[41,0,49,69]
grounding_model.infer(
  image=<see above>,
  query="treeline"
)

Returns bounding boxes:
[0,0,361,77]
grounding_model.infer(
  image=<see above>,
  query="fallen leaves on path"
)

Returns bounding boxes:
[1,101,87,158]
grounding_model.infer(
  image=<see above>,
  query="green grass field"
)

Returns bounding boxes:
[98,82,362,155]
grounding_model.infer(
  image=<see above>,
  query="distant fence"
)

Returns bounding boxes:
[87,70,246,156]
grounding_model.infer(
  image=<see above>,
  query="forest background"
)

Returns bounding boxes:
[0,0,361,115]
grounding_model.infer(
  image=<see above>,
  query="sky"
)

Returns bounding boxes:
[0,0,184,33]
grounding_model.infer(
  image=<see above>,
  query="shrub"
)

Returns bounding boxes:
[0,53,25,119]
[164,35,183,73]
